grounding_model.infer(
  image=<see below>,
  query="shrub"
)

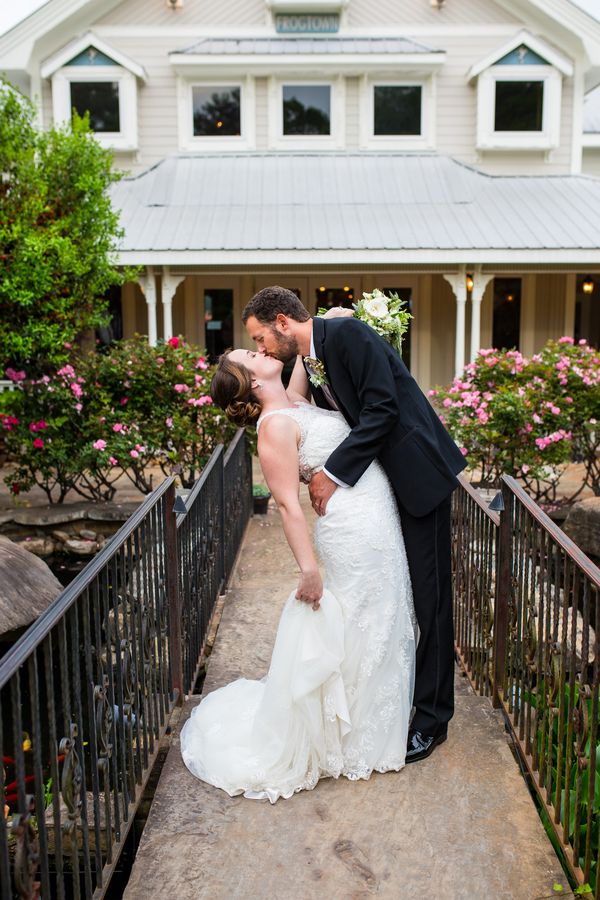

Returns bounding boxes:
[2,337,237,502]
[432,339,600,504]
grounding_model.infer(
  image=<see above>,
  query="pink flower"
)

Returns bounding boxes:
[130,449,139,459]
[109,456,118,466]
[157,357,165,365]
[29,420,47,432]
[460,447,468,456]
[521,464,530,474]
[550,406,561,415]
[195,358,209,371]
[63,341,72,349]
[33,437,44,449]
[174,384,189,393]
[120,397,128,406]
[2,415,19,431]
[57,364,76,378]
[165,416,173,428]
[442,398,452,408]
[113,423,124,433]
[559,336,574,344]
[168,336,180,349]
[93,439,107,451]
[75,402,83,412]
[5,368,26,382]
[176,364,184,371]
[135,444,146,453]
[70,382,83,399]
[579,339,587,346]
[525,423,533,433]
[428,389,438,398]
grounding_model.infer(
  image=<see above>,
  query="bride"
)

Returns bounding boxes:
[179,348,417,803]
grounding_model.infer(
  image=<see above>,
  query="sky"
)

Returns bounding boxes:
[0,0,599,36]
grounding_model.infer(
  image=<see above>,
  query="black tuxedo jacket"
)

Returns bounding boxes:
[310,316,466,518]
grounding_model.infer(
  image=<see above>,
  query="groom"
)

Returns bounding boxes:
[242,286,467,763]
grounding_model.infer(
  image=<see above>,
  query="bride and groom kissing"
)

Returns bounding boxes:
[180,285,467,802]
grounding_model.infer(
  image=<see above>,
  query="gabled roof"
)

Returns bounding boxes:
[467,29,573,81]
[109,152,600,265]
[40,31,147,80]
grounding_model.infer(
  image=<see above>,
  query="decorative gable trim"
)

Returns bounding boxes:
[40,32,147,81]
[467,30,573,82]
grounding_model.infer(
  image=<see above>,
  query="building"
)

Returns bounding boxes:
[2,0,600,390]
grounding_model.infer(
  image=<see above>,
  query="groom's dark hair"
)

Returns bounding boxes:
[242,286,310,324]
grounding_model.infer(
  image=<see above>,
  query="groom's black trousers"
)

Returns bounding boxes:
[398,495,454,736]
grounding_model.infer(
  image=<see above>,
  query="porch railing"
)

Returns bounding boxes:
[0,432,251,899]
[453,473,600,895]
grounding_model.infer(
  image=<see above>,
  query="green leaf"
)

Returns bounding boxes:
[552,884,564,893]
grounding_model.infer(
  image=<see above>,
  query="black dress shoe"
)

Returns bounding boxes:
[405,729,447,764]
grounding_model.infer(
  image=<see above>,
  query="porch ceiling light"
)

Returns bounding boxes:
[466,272,474,292]
[582,276,595,295]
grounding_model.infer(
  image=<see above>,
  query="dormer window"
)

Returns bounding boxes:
[41,33,146,151]
[468,31,573,152]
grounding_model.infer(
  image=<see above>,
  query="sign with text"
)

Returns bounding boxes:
[275,13,340,33]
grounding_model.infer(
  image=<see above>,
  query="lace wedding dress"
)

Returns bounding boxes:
[180,402,417,803]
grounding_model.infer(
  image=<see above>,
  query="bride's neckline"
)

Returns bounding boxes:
[257,401,310,427]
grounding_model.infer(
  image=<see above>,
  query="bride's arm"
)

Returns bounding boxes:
[286,355,310,404]
[258,415,322,609]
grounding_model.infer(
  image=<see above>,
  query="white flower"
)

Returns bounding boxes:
[363,297,388,319]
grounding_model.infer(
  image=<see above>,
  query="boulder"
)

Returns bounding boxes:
[64,538,98,556]
[563,497,600,561]
[20,536,56,558]
[0,536,63,636]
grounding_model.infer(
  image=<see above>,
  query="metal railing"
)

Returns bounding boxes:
[0,433,251,898]
[453,473,600,894]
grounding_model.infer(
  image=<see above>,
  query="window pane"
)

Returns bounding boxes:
[374,86,421,136]
[193,87,240,136]
[492,278,521,350]
[204,289,234,360]
[494,81,543,132]
[70,81,120,132]
[314,286,354,312]
[283,85,330,135]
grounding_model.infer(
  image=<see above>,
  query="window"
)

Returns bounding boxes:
[494,80,543,132]
[492,278,521,350]
[44,38,144,151]
[204,289,234,360]
[283,85,330,136]
[374,86,421,136]
[70,81,120,132]
[314,286,354,312]
[192,86,240,137]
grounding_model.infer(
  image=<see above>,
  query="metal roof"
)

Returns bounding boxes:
[110,153,600,259]
[175,36,440,56]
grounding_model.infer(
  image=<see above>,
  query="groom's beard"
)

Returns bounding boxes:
[265,328,300,364]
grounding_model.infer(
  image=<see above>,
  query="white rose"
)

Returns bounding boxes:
[363,297,388,319]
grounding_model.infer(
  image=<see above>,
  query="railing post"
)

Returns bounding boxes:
[219,448,226,589]
[165,480,184,703]
[493,478,512,708]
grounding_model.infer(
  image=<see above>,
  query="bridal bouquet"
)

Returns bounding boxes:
[353,289,412,356]
[320,288,412,356]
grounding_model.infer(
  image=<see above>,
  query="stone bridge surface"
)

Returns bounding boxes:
[124,489,570,900]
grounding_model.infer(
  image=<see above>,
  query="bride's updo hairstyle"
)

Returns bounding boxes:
[210,354,262,428]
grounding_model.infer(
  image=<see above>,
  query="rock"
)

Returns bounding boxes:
[563,497,600,560]
[0,536,63,635]
[79,528,97,540]
[87,502,140,521]
[51,530,71,543]
[64,538,99,556]
[13,503,89,527]
[20,537,56,558]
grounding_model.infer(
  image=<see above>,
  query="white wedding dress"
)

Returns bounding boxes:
[180,402,417,802]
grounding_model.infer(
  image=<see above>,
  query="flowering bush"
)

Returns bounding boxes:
[431,339,600,504]
[2,336,237,502]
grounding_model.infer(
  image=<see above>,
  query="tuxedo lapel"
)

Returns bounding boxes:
[309,317,347,417]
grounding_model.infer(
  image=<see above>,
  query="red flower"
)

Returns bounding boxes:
[11,483,20,495]
[33,437,44,449]
[168,336,180,349]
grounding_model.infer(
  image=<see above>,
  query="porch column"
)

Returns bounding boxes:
[139,268,158,347]
[161,267,185,341]
[470,267,494,362]
[443,266,467,377]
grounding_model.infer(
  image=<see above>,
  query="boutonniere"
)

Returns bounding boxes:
[303,356,329,388]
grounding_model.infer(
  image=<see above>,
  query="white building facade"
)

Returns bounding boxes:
[2,0,600,389]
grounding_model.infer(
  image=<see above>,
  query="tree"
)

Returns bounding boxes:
[0,80,133,374]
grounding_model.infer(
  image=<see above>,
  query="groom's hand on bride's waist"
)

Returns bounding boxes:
[309,470,337,516]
